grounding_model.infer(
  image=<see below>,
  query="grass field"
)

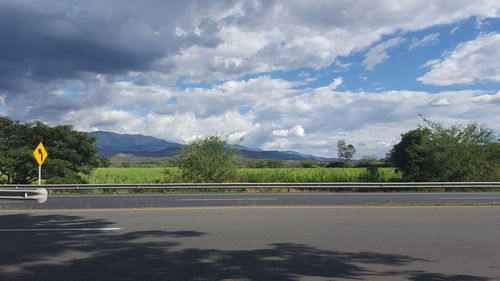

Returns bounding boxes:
[83,167,168,184]
[82,167,401,184]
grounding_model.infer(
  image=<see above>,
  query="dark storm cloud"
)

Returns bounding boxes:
[0,0,232,89]
[0,0,233,121]
[0,2,168,85]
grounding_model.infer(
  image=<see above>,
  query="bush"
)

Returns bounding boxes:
[389,117,500,182]
[174,135,237,183]
[358,166,383,182]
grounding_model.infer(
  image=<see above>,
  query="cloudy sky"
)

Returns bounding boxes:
[1,0,499,158]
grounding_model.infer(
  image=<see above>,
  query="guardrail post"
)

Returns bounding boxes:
[0,188,48,203]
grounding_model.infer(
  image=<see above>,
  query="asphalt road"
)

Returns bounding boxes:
[1,192,500,209]
[0,206,499,280]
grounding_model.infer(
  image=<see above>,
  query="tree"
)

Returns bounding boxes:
[174,135,237,183]
[389,117,500,182]
[337,140,356,163]
[0,116,100,184]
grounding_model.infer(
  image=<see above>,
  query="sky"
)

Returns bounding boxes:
[0,0,499,158]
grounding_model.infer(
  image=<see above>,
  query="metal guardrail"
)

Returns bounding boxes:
[1,182,500,190]
[0,188,48,203]
[1,183,498,204]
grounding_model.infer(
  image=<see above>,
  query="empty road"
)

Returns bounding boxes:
[1,192,500,209]
[0,206,499,280]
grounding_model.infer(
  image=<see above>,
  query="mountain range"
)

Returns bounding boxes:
[88,131,334,162]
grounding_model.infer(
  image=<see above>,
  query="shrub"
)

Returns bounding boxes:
[174,135,237,183]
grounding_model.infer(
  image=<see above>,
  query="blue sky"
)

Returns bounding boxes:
[0,1,499,158]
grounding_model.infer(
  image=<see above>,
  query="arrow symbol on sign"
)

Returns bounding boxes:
[38,149,43,161]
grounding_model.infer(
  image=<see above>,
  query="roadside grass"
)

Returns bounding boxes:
[82,167,401,184]
[47,167,498,195]
[82,167,168,184]
[237,168,399,182]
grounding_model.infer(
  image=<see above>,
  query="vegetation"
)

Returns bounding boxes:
[5,115,497,187]
[0,116,99,184]
[237,167,398,183]
[174,135,238,183]
[337,140,356,163]
[83,167,169,184]
[80,167,401,184]
[389,117,500,182]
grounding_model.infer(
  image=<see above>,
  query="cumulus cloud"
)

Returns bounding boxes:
[74,76,497,157]
[271,125,305,137]
[418,33,500,85]
[1,1,500,157]
[363,37,405,70]
[409,33,440,50]
[1,0,499,90]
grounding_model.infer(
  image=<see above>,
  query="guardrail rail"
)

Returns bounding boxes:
[2,182,500,190]
[0,188,48,203]
[1,182,499,203]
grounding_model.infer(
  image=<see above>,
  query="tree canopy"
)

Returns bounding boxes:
[0,116,100,184]
[175,135,237,183]
[337,140,356,163]
[389,117,500,182]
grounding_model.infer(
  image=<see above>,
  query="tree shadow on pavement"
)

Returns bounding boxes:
[0,214,493,281]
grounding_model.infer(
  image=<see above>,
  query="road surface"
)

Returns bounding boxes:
[0,206,499,280]
[1,192,500,209]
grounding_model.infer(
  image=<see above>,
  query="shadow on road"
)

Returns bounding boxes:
[0,214,492,281]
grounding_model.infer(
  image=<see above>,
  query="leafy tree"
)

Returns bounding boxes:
[337,140,356,163]
[0,116,100,184]
[175,135,237,183]
[389,128,433,181]
[389,117,500,182]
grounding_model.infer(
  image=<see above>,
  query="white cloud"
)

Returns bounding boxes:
[409,33,440,50]
[4,75,498,158]
[271,129,289,137]
[329,77,343,90]
[418,33,500,85]
[429,98,451,107]
[314,77,343,92]
[162,1,500,81]
[363,37,405,70]
[2,1,500,158]
[289,125,306,137]
[421,59,441,68]
[272,125,305,137]
[61,75,499,157]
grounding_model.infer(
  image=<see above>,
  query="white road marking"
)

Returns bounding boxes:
[180,198,278,201]
[439,197,500,200]
[0,227,122,232]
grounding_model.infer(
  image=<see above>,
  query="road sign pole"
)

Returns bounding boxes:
[32,142,48,185]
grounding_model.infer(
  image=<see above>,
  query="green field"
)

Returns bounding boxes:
[82,167,400,184]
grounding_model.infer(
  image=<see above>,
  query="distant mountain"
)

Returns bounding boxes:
[236,149,332,161]
[88,131,182,156]
[88,131,333,161]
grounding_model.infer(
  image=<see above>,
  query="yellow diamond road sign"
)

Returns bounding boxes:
[33,142,48,166]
